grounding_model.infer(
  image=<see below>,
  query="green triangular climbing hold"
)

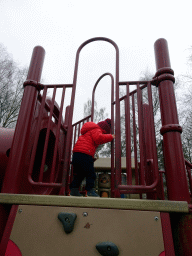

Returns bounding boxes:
[58,212,77,234]
[96,241,119,256]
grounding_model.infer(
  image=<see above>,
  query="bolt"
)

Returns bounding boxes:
[18,209,22,213]
[154,216,159,221]
[83,212,88,217]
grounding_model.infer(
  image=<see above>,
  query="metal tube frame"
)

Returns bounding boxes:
[61,37,121,196]
[91,73,115,197]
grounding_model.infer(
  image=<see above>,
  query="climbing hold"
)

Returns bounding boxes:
[58,212,77,234]
[96,242,119,256]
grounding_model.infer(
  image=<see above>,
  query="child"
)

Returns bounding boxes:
[69,118,115,197]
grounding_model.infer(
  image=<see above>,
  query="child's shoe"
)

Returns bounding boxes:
[69,188,83,197]
[86,189,100,197]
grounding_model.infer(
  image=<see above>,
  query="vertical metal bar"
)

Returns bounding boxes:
[70,165,74,184]
[111,78,115,197]
[137,83,145,185]
[64,105,70,127]
[2,46,45,193]
[187,166,192,197]
[78,123,81,138]
[132,94,138,185]
[125,83,132,185]
[38,86,57,182]
[60,105,70,190]
[143,103,156,199]
[158,171,165,200]
[147,82,159,183]
[115,79,121,197]
[73,126,77,148]
[63,105,70,154]
[154,38,190,203]
[50,86,66,182]
[92,88,95,122]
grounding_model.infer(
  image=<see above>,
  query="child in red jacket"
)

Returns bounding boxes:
[70,118,115,197]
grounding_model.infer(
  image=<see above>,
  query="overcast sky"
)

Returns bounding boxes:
[1,0,192,123]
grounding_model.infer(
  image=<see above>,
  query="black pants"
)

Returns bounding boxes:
[70,152,96,191]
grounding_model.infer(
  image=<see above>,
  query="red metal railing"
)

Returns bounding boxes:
[27,83,73,188]
[112,81,159,197]
[67,115,92,191]
[72,115,92,147]
[1,46,74,195]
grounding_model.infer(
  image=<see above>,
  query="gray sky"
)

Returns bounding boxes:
[1,0,192,123]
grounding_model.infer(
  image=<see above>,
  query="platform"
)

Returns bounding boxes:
[0,193,189,213]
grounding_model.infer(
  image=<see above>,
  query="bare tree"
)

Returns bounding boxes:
[172,46,192,163]
[0,44,27,128]
[84,99,108,123]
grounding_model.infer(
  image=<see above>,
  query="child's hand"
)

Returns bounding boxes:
[112,134,115,139]
[93,152,99,162]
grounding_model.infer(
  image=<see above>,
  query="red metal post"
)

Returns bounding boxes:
[155,39,192,256]
[170,212,192,256]
[160,212,175,255]
[1,46,45,194]
[154,38,190,203]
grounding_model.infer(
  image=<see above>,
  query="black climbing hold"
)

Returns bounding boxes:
[96,242,119,256]
[58,212,77,234]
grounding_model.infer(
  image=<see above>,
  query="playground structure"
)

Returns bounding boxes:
[0,37,192,255]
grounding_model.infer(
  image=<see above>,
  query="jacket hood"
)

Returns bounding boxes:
[81,122,100,135]
[97,118,111,134]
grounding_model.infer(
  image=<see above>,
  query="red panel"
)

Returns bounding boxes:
[5,240,22,256]
[0,205,18,256]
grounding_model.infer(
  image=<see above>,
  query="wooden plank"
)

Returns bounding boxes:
[0,193,189,213]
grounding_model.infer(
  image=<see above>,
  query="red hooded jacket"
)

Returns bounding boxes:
[73,122,113,158]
